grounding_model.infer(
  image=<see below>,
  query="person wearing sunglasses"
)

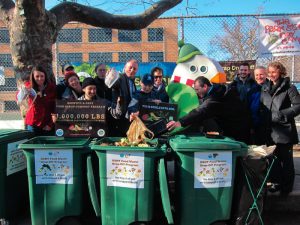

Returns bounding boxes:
[151,67,169,102]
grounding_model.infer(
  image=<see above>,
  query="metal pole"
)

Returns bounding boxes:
[292,55,295,82]
[180,17,184,41]
[53,42,59,83]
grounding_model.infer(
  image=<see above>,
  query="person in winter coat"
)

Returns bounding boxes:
[78,77,122,117]
[111,59,139,136]
[56,63,75,99]
[248,66,270,145]
[229,63,260,140]
[167,76,251,144]
[24,66,56,135]
[128,73,160,120]
[60,71,82,100]
[151,67,169,103]
[94,63,112,101]
[260,61,300,195]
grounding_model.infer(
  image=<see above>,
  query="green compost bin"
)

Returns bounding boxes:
[18,136,90,225]
[87,137,174,225]
[169,135,248,225]
[0,129,33,220]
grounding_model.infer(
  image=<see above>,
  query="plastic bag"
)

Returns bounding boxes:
[16,82,37,118]
[105,68,119,88]
[247,145,276,158]
[126,117,154,144]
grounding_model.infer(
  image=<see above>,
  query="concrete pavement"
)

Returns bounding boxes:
[265,148,300,213]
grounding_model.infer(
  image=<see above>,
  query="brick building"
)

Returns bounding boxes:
[0,18,178,113]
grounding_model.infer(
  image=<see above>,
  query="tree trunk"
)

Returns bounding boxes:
[8,0,57,80]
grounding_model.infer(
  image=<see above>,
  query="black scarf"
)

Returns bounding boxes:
[269,77,284,96]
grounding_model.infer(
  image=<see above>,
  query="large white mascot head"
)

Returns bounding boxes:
[171,40,226,86]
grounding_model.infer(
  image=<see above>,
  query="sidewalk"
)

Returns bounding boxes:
[265,148,300,212]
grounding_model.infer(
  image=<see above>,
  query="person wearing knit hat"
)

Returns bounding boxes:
[78,77,98,100]
[78,77,123,135]
[60,71,82,100]
[64,71,79,85]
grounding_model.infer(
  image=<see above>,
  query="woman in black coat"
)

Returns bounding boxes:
[260,61,300,195]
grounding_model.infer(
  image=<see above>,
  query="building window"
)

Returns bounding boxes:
[148,52,164,62]
[58,53,82,65]
[118,30,141,42]
[0,29,10,43]
[5,101,19,111]
[148,28,164,42]
[57,29,82,43]
[119,52,142,62]
[0,54,13,67]
[89,52,112,63]
[89,28,112,42]
[0,78,17,91]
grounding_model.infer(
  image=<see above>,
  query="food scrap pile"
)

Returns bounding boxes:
[100,138,151,147]
[115,138,149,147]
[100,117,154,147]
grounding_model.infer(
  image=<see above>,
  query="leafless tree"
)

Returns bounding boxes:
[0,0,182,79]
[209,16,258,61]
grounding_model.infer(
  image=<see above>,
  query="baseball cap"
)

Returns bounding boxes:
[62,63,74,73]
[141,73,154,86]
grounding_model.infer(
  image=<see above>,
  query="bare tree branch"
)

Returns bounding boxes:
[0,0,14,23]
[209,17,259,61]
[50,0,182,31]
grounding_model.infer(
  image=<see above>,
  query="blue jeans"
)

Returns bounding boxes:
[26,125,54,136]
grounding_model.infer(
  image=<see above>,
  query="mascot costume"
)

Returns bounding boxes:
[166,41,226,133]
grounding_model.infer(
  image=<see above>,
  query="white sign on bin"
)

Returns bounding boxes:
[106,151,144,188]
[194,151,232,188]
[6,139,28,176]
[34,149,73,184]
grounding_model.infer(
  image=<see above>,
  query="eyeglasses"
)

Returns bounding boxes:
[154,76,163,79]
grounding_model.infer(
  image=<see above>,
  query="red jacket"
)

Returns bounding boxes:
[25,82,56,128]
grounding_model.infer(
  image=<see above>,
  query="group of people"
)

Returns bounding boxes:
[16,59,300,195]
[167,61,300,196]
[17,59,169,137]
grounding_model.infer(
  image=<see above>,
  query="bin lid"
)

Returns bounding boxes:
[169,135,247,152]
[0,129,24,137]
[18,136,90,149]
[91,137,165,152]
[0,130,33,144]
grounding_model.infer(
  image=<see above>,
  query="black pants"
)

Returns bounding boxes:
[269,143,295,193]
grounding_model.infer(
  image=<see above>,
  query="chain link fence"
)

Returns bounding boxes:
[0,13,300,121]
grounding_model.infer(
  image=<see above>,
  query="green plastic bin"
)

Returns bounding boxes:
[87,137,173,225]
[169,135,248,225]
[18,136,90,225]
[0,129,33,220]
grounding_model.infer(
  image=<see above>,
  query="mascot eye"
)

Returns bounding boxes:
[200,66,208,74]
[189,65,197,73]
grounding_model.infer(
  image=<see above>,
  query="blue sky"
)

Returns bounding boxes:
[46,0,300,16]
